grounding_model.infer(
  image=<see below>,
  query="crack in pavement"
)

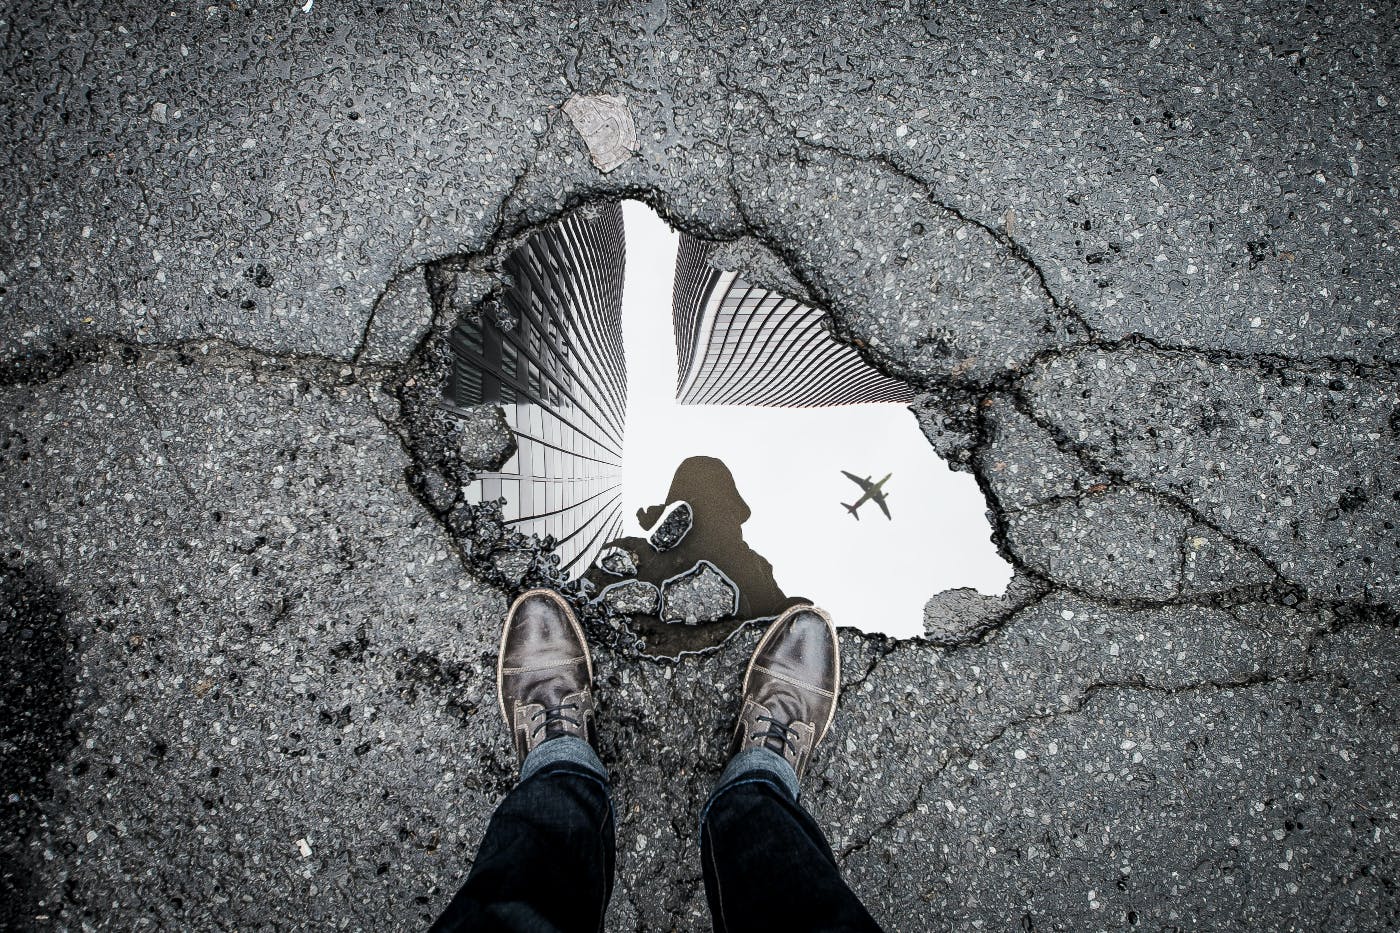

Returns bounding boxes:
[1002,383,1297,590]
[790,134,1097,342]
[721,83,1399,406]
[0,334,398,392]
[766,130,1400,381]
[835,665,1331,866]
[127,378,199,505]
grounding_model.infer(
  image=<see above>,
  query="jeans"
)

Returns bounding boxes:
[429,737,883,933]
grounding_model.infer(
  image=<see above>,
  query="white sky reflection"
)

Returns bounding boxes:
[619,200,1011,638]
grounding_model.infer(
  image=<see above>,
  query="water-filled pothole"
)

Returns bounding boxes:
[438,200,1010,653]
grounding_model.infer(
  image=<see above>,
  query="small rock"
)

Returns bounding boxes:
[923,572,1046,646]
[491,549,533,586]
[660,560,738,625]
[598,579,660,615]
[445,403,517,471]
[648,500,693,552]
[596,546,639,577]
[923,587,1006,644]
[562,94,638,173]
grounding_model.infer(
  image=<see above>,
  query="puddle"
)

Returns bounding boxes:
[447,200,1011,646]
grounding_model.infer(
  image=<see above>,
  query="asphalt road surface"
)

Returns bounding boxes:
[2,2,1396,929]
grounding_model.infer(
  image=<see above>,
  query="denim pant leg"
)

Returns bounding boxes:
[430,737,615,933]
[699,748,884,933]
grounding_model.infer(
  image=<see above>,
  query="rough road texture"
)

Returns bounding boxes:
[2,2,1397,930]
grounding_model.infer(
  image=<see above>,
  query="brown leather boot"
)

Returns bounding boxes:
[729,604,840,781]
[496,588,596,768]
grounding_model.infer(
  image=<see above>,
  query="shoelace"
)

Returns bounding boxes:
[751,715,799,755]
[530,702,581,738]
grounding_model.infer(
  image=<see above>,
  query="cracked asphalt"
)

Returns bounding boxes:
[2,2,1397,930]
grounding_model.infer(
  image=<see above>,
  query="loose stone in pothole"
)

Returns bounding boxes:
[660,560,739,625]
[597,579,661,615]
[596,547,640,577]
[648,500,693,552]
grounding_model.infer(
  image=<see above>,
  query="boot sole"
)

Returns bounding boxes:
[741,603,841,747]
[496,588,595,730]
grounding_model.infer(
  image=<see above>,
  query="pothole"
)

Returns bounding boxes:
[413,199,1012,656]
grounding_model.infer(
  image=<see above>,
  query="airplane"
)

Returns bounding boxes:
[841,471,892,520]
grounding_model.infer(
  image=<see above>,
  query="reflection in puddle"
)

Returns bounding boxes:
[444,200,1012,647]
[674,236,915,407]
[620,202,1011,643]
[448,204,628,575]
[585,455,807,655]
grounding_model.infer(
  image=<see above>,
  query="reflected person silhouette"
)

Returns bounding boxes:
[590,455,805,654]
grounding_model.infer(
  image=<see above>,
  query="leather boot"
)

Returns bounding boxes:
[496,588,596,768]
[729,604,840,781]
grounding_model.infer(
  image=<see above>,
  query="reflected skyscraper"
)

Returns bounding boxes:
[672,235,915,407]
[446,204,627,573]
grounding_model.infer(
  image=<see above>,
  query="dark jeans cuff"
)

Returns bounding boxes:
[520,735,608,785]
[699,746,800,829]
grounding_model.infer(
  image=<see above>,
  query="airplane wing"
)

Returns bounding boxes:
[841,470,874,492]
[872,490,892,520]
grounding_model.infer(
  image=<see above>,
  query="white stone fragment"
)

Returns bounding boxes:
[563,94,638,173]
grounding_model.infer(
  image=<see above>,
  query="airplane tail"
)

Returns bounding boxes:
[843,502,860,520]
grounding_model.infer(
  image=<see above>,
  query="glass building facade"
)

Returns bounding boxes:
[446,204,628,574]
[672,235,915,407]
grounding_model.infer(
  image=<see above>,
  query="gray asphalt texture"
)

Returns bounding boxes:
[2,2,1397,930]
